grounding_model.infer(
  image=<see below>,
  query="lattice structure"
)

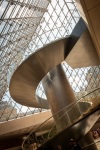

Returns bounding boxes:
[0,0,100,122]
[0,0,50,100]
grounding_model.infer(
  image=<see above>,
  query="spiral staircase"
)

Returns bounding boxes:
[9,18,100,150]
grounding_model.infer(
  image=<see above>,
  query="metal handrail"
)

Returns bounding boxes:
[22,87,100,149]
[47,87,100,138]
[81,139,100,149]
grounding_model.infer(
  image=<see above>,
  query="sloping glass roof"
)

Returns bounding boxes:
[0,0,100,122]
[0,0,50,100]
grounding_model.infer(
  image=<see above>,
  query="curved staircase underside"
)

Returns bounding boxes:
[9,18,100,108]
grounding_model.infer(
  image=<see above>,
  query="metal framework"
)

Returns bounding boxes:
[0,0,100,122]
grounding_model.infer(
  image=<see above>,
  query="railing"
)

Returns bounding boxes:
[22,88,100,150]
[81,139,100,149]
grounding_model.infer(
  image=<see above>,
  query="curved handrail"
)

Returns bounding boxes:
[22,87,100,149]
[22,99,75,149]
[81,140,100,149]
[47,87,100,138]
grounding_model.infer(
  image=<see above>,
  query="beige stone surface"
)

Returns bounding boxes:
[88,4,100,56]
[65,30,100,68]
[0,110,52,137]
[75,0,100,58]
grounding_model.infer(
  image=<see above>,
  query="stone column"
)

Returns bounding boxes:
[42,64,97,150]
[42,64,80,130]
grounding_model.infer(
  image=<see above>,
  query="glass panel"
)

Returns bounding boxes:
[1,0,99,124]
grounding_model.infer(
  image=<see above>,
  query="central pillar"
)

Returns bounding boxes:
[43,64,76,112]
[42,64,97,150]
[42,64,80,130]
